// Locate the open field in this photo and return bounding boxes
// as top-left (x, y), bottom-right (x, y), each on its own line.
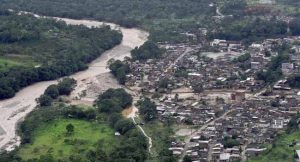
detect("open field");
top-left (18, 119), bottom-right (118, 160)
top-left (0, 55), bottom-right (36, 70)
top-left (248, 130), bottom-right (300, 162)
top-left (0, 59), bottom-right (21, 70)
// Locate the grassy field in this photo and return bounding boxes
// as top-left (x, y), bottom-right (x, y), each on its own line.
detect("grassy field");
top-left (0, 55), bottom-right (37, 71)
top-left (18, 119), bottom-right (119, 160)
top-left (0, 58), bottom-right (22, 70)
top-left (248, 130), bottom-right (300, 162)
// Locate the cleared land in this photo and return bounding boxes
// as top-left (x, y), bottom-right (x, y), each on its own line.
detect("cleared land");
top-left (18, 119), bottom-right (119, 160)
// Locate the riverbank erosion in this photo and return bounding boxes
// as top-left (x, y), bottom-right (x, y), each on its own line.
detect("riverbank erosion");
top-left (0, 15), bottom-right (149, 151)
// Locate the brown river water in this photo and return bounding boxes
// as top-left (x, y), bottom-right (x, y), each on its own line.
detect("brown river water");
top-left (0, 14), bottom-right (148, 151)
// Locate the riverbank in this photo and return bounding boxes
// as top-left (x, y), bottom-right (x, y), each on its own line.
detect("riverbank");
top-left (0, 14), bottom-right (148, 151)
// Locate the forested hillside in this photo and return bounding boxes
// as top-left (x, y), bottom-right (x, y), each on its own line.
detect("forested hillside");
top-left (0, 10), bottom-right (122, 99)
top-left (0, 0), bottom-right (216, 42)
top-left (208, 17), bottom-right (289, 44)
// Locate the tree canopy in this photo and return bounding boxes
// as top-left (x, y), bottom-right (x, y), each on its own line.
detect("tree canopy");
top-left (96, 88), bottom-right (133, 113)
top-left (131, 41), bottom-right (163, 61)
top-left (138, 98), bottom-right (158, 122)
top-left (0, 11), bottom-right (122, 99)
top-left (108, 59), bottom-right (130, 85)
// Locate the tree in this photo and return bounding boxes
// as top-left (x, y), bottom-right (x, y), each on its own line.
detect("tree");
top-left (290, 18), bottom-right (300, 35)
top-left (97, 88), bottom-right (133, 109)
top-left (138, 98), bottom-right (158, 122)
top-left (222, 136), bottom-right (240, 148)
top-left (0, 12), bottom-right (122, 100)
top-left (183, 155), bottom-right (192, 162)
top-left (109, 60), bottom-right (130, 84)
top-left (37, 94), bottom-right (53, 107)
top-left (39, 154), bottom-right (54, 162)
top-left (233, 53), bottom-right (251, 63)
top-left (66, 123), bottom-right (74, 134)
top-left (131, 41), bottom-right (163, 61)
top-left (159, 78), bottom-right (170, 89)
top-left (98, 99), bottom-right (122, 113)
top-left (286, 113), bottom-right (300, 133)
top-left (287, 74), bottom-right (300, 88)
top-left (44, 84), bottom-right (59, 99)
top-left (57, 78), bottom-right (77, 95)
top-left (114, 119), bottom-right (135, 135)
top-left (108, 113), bottom-right (123, 127)
top-left (86, 149), bottom-right (107, 162)
top-left (192, 83), bottom-right (204, 93)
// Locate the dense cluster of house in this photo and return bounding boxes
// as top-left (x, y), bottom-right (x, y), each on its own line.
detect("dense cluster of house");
top-left (180, 98), bottom-right (292, 161)
top-left (123, 35), bottom-right (300, 161)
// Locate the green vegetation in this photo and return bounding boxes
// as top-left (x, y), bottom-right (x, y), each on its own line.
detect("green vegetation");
top-left (19, 106), bottom-right (96, 145)
top-left (0, 0), bottom-right (216, 43)
top-left (18, 119), bottom-right (117, 161)
top-left (233, 53), bottom-right (251, 63)
top-left (0, 11), bottom-right (122, 99)
top-left (219, 0), bottom-right (247, 15)
top-left (256, 44), bottom-right (290, 83)
top-left (144, 121), bottom-right (175, 162)
top-left (57, 78), bottom-right (77, 96)
top-left (38, 78), bottom-right (77, 106)
top-left (0, 88), bottom-right (149, 162)
top-left (44, 85), bottom-right (59, 99)
top-left (209, 17), bottom-right (288, 45)
top-left (131, 41), bottom-right (163, 61)
top-left (247, 114), bottom-right (300, 162)
top-left (174, 67), bottom-right (188, 78)
top-left (137, 98), bottom-right (158, 122)
top-left (0, 57), bottom-right (28, 70)
top-left (287, 74), bottom-right (300, 88)
top-left (96, 88), bottom-right (133, 113)
top-left (233, 53), bottom-right (251, 70)
top-left (183, 155), bottom-right (193, 162)
top-left (276, 0), bottom-right (300, 16)
top-left (108, 59), bottom-right (130, 85)
top-left (95, 88), bottom-right (148, 161)
top-left (2, 0), bottom-right (295, 46)
top-left (37, 94), bottom-right (53, 107)
top-left (222, 136), bottom-right (240, 148)
top-left (247, 130), bottom-right (300, 162)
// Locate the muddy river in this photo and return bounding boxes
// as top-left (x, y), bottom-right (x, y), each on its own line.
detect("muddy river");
top-left (0, 14), bottom-right (148, 151)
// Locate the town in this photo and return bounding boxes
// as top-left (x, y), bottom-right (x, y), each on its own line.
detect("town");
top-left (122, 34), bottom-right (300, 162)
top-left (2, 1), bottom-right (300, 162)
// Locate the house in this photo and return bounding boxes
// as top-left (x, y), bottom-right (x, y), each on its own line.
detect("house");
top-left (246, 148), bottom-right (266, 157)
top-left (220, 153), bottom-right (230, 162)
top-left (272, 119), bottom-right (284, 129)
top-left (251, 43), bottom-right (262, 49)
top-left (282, 63), bottom-right (294, 76)
top-left (251, 62), bottom-right (261, 70)
top-left (210, 39), bottom-right (227, 47)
